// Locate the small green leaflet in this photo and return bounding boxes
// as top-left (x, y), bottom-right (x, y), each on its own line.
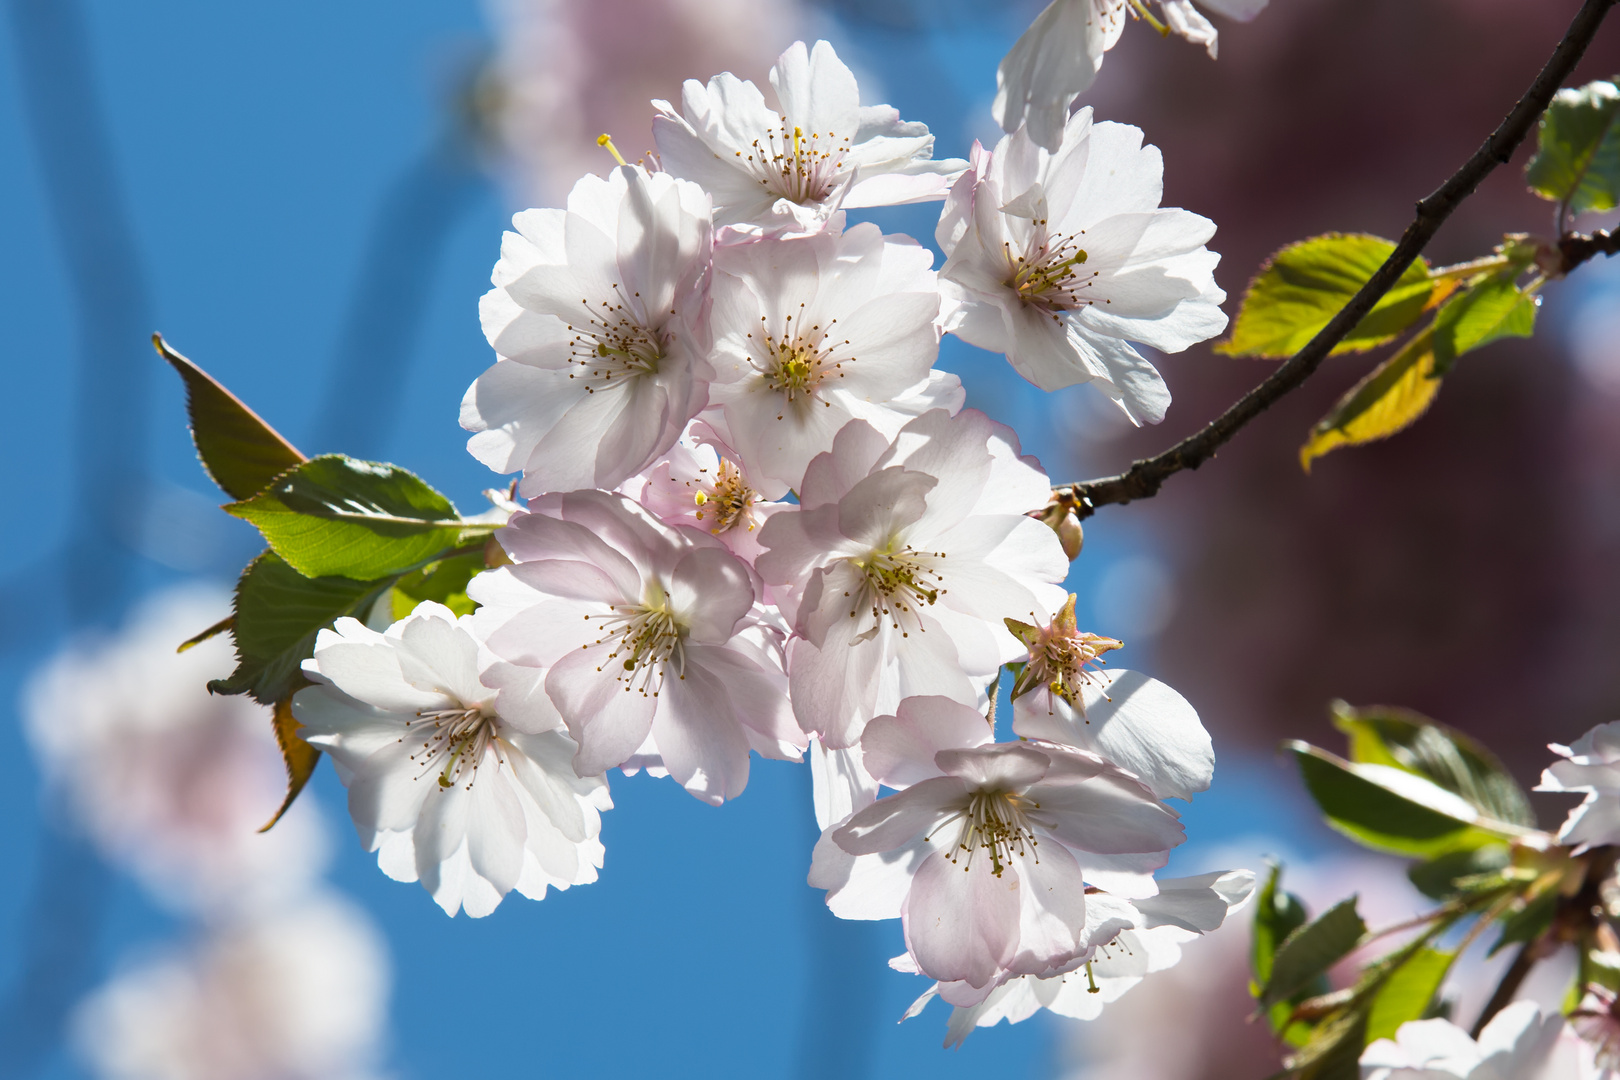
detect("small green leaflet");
top-left (227, 455), bottom-right (496, 581)
top-left (390, 550), bottom-right (485, 620)
top-left (1365, 948), bottom-right (1454, 1043)
top-left (1217, 234), bottom-right (1435, 359)
top-left (1526, 78), bottom-right (1620, 215)
top-left (1299, 328), bottom-right (1442, 472)
top-left (153, 334), bottom-right (305, 500)
top-left (1431, 273), bottom-right (1538, 374)
top-left (1261, 897), bottom-right (1366, 1008)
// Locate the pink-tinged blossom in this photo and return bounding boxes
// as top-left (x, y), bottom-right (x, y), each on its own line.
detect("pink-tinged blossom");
top-left (461, 165), bottom-right (714, 496)
top-left (902, 869), bottom-right (1255, 1046)
top-left (1360, 1003), bottom-right (1578, 1080)
top-left (72, 893), bottom-right (389, 1080)
top-left (485, 0), bottom-right (803, 206)
top-left (756, 410), bottom-right (1068, 748)
top-left (1536, 721), bottom-right (1620, 849)
top-left (652, 39), bottom-right (967, 238)
top-left (814, 695), bottom-right (1186, 1006)
top-left (702, 222), bottom-right (962, 497)
top-left (937, 111), bottom-right (1227, 425)
top-left (294, 602), bottom-right (610, 918)
top-left (1008, 595), bottom-right (1213, 801)
top-left (995, 0), bottom-right (1268, 152)
top-left (628, 421), bottom-right (789, 566)
top-left (22, 586), bottom-right (329, 916)
top-left (469, 489), bottom-right (803, 804)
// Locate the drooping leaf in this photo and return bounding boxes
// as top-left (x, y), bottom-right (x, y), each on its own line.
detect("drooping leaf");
top-left (1332, 702), bottom-right (1537, 828)
top-left (1217, 234), bottom-right (1435, 359)
top-left (153, 334), bottom-right (305, 500)
top-left (1262, 897), bottom-right (1367, 1008)
top-left (1284, 741), bottom-right (1510, 857)
top-left (1431, 274), bottom-right (1539, 374)
top-left (210, 551), bottom-right (392, 705)
top-left (1408, 845), bottom-right (1512, 900)
top-left (1299, 328), bottom-right (1441, 473)
top-left (227, 455), bottom-right (493, 581)
top-left (261, 696), bottom-right (320, 832)
top-left (1287, 1003), bottom-right (1369, 1080)
top-left (390, 549), bottom-right (486, 620)
top-left (1526, 79), bottom-right (1620, 215)
top-left (1365, 948), bottom-right (1455, 1043)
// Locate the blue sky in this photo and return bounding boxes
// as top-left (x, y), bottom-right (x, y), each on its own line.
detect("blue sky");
top-left (0, 3), bottom-right (1340, 1077)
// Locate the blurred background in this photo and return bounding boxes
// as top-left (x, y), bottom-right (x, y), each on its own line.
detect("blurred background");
top-left (2, 0), bottom-right (1619, 1076)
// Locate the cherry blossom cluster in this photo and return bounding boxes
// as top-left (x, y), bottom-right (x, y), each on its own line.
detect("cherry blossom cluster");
top-left (294, 38), bottom-right (1243, 1037)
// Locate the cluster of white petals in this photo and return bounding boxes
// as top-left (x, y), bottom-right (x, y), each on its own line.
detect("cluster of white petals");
top-left (995, 0), bottom-right (1270, 153)
top-left (1360, 1003), bottom-right (1584, 1080)
top-left (938, 109), bottom-right (1228, 424)
top-left (298, 32), bottom-right (1248, 1039)
top-left (296, 602), bottom-right (610, 917)
top-left (1537, 720), bottom-right (1620, 849)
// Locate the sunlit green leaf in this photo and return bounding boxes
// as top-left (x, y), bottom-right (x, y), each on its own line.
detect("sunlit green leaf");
top-left (227, 455), bottom-right (493, 581)
top-left (1217, 234), bottom-right (1434, 359)
top-left (1333, 702), bottom-right (1537, 828)
top-left (1285, 741), bottom-right (1512, 857)
top-left (1366, 948), bottom-right (1455, 1043)
top-left (1526, 78), bottom-right (1620, 215)
top-left (1299, 329), bottom-right (1441, 472)
top-left (154, 334), bottom-right (305, 500)
top-left (1431, 274), bottom-right (1539, 374)
top-left (390, 549), bottom-right (485, 620)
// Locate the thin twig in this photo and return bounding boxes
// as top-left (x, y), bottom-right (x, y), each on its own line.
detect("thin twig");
top-left (1557, 226), bottom-right (1620, 275)
top-left (1064, 0), bottom-right (1618, 521)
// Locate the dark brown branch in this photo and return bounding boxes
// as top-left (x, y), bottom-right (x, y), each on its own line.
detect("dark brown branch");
top-left (1556, 226), bottom-right (1620, 275)
top-left (1470, 940), bottom-right (1539, 1038)
top-left (1064, 0), bottom-right (1618, 521)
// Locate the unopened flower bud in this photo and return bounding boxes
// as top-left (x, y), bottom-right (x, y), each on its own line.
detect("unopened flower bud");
top-left (1036, 496), bottom-right (1084, 560)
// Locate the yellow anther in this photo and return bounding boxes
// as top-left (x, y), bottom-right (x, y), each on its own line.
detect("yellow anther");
top-left (597, 133), bottom-right (628, 167)
top-left (694, 491), bottom-right (709, 507)
top-left (793, 126), bottom-right (803, 159)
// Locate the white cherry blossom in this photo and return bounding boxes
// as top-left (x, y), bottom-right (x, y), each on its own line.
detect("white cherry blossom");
top-left (756, 410), bottom-right (1069, 748)
top-left (937, 109), bottom-right (1228, 425)
top-left (814, 695), bottom-right (1186, 1006)
top-left (628, 421), bottom-right (788, 566)
top-left (469, 489), bottom-right (804, 804)
top-left (72, 892), bottom-right (389, 1080)
top-left (22, 586), bottom-right (329, 916)
top-left (1360, 1003), bottom-right (1576, 1080)
top-left (1535, 721), bottom-right (1620, 849)
top-left (294, 602), bottom-right (610, 918)
top-left (701, 222), bottom-right (962, 497)
top-left (652, 39), bottom-right (966, 237)
top-left (903, 869), bottom-right (1256, 1046)
top-left (1008, 595), bottom-right (1213, 801)
top-left (995, 0), bottom-right (1270, 152)
top-left (462, 164), bottom-right (713, 496)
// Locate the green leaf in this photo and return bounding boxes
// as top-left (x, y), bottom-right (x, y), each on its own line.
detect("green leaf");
top-left (1366, 948), bottom-right (1455, 1043)
top-left (1526, 78), bottom-right (1620, 215)
top-left (1332, 702), bottom-right (1537, 828)
top-left (210, 551), bottom-right (392, 704)
top-left (1253, 863), bottom-right (1310, 990)
top-left (1217, 234), bottom-right (1435, 359)
top-left (227, 455), bottom-right (492, 581)
top-left (1408, 845), bottom-right (1512, 900)
top-left (1431, 274), bottom-right (1539, 374)
top-left (390, 549), bottom-right (485, 620)
top-left (1263, 898), bottom-right (1367, 1008)
top-left (1288, 1005), bottom-right (1369, 1080)
top-left (1299, 328), bottom-right (1441, 473)
top-left (1284, 741), bottom-right (1511, 857)
top-left (153, 334), bottom-right (305, 500)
